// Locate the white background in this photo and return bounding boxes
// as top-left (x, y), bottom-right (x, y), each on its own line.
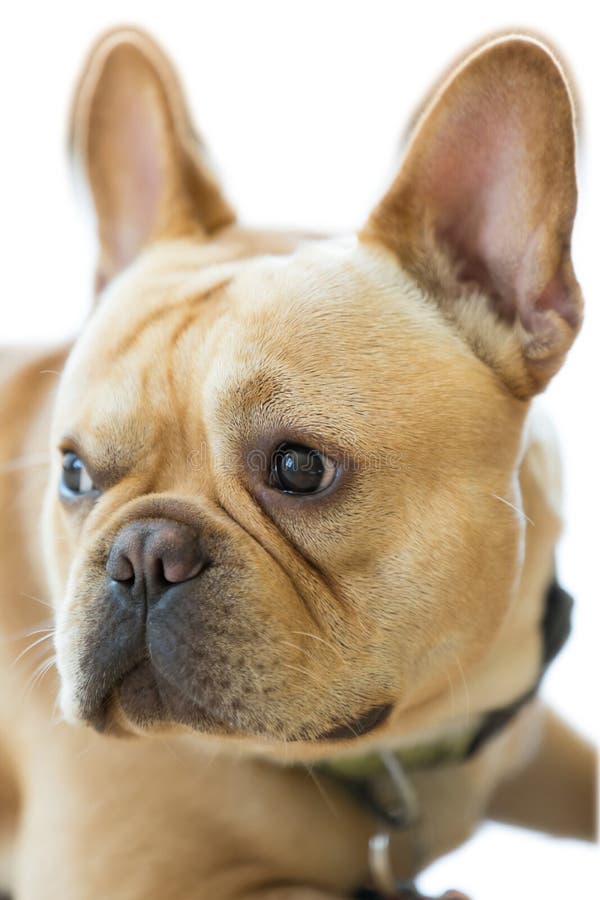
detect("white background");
top-left (1, 1), bottom-right (598, 896)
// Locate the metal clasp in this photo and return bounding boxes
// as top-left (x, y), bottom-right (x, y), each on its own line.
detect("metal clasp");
top-left (367, 752), bottom-right (420, 897)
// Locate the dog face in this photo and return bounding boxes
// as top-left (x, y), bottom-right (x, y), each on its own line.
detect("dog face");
top-left (45, 30), bottom-right (581, 756)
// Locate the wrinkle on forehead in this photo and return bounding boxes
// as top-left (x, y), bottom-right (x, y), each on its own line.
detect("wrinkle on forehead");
top-left (55, 279), bottom-right (235, 483)
top-left (103, 279), bottom-right (229, 362)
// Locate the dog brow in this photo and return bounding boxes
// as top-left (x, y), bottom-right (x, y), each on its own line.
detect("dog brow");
top-left (109, 279), bottom-right (232, 361)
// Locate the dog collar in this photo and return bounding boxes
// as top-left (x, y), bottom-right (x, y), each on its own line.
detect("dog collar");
top-left (317, 724), bottom-right (478, 783)
top-left (311, 577), bottom-right (572, 899)
top-left (313, 577), bottom-right (573, 829)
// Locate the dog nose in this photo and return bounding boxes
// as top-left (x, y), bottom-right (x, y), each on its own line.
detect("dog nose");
top-left (106, 520), bottom-right (206, 605)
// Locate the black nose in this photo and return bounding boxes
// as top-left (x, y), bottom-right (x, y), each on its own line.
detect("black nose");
top-left (106, 519), bottom-right (206, 606)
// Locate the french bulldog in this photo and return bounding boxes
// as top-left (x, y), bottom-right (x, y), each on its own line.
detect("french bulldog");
top-left (0, 27), bottom-right (595, 900)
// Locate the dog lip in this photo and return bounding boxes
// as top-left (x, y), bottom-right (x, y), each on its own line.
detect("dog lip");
top-left (84, 657), bottom-right (231, 737)
top-left (314, 702), bottom-right (393, 742)
top-left (80, 656), bottom-right (152, 735)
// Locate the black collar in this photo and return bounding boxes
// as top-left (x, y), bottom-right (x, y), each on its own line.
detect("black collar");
top-left (466, 578), bottom-right (572, 756)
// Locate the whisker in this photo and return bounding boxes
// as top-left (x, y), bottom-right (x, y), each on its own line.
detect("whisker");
top-left (23, 654), bottom-right (57, 699)
top-left (156, 736), bottom-right (186, 767)
top-left (350, 608), bottom-right (373, 640)
top-left (443, 665), bottom-right (457, 717)
top-left (491, 493), bottom-right (535, 527)
top-left (11, 631), bottom-right (55, 667)
top-left (304, 766), bottom-right (342, 819)
top-left (21, 591), bottom-right (54, 610)
top-left (49, 690), bottom-right (63, 726)
top-left (281, 662), bottom-right (324, 686)
top-left (451, 652), bottom-right (471, 725)
top-left (0, 619), bottom-right (54, 643)
top-left (289, 630), bottom-right (346, 665)
top-left (338, 717), bottom-right (360, 740)
top-left (280, 640), bottom-right (309, 657)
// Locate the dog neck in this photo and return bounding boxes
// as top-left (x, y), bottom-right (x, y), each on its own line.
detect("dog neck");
top-left (315, 575), bottom-right (572, 829)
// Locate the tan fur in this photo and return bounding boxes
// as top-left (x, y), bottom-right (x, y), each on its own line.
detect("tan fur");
top-left (0, 28), bottom-right (595, 899)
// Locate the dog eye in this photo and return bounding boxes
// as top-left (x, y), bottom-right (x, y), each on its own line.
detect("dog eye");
top-left (270, 443), bottom-right (337, 494)
top-left (60, 451), bottom-right (97, 498)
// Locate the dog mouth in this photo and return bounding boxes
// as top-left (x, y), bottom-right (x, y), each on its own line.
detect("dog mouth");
top-left (71, 569), bottom-right (394, 744)
top-left (83, 658), bottom-right (224, 736)
top-left (313, 703), bottom-right (393, 741)
top-left (82, 658), bottom-right (392, 745)
top-left (82, 660), bottom-right (162, 735)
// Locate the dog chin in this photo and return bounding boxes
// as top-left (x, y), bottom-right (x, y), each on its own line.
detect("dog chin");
top-left (68, 659), bottom-right (393, 748)
top-left (74, 659), bottom-right (220, 738)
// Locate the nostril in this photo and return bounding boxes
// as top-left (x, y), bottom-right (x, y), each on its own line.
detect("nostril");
top-left (106, 551), bottom-right (136, 584)
top-left (161, 557), bottom-right (204, 584)
top-left (106, 546), bottom-right (135, 584)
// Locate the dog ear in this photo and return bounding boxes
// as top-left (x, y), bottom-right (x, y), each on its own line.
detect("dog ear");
top-left (70, 28), bottom-right (235, 291)
top-left (361, 36), bottom-right (582, 398)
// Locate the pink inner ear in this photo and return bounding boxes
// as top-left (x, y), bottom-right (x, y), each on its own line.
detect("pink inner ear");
top-left (422, 100), bottom-right (529, 321)
top-left (110, 86), bottom-right (165, 272)
top-left (522, 265), bottom-right (580, 331)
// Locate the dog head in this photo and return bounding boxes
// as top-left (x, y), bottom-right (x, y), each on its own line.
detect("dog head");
top-left (45, 29), bottom-right (581, 756)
